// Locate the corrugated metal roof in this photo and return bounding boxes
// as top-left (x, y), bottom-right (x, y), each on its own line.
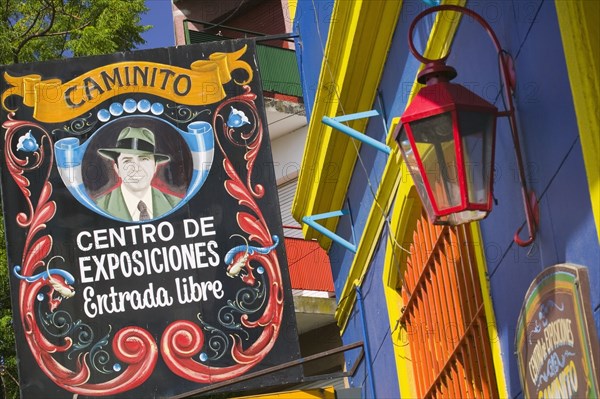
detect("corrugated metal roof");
top-left (188, 30), bottom-right (223, 43)
top-left (285, 238), bottom-right (334, 292)
top-left (255, 44), bottom-right (303, 97)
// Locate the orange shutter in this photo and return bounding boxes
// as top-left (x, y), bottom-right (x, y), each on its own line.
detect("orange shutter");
top-left (400, 210), bottom-right (499, 398)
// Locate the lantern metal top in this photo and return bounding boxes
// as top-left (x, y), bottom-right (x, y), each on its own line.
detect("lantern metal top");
top-left (417, 62), bottom-right (457, 85)
top-left (400, 79), bottom-right (499, 124)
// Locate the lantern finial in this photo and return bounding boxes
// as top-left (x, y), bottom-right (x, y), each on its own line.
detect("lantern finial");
top-left (417, 62), bottom-right (457, 85)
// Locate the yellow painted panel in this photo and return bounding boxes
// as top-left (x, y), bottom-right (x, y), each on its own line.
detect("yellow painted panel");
top-left (287, 0), bottom-right (298, 21)
top-left (292, 0), bottom-right (403, 247)
top-left (468, 223), bottom-right (509, 398)
top-left (555, 0), bottom-right (600, 243)
top-left (381, 169), bottom-right (421, 399)
top-left (232, 387), bottom-right (335, 399)
top-left (293, 0), bottom-right (358, 243)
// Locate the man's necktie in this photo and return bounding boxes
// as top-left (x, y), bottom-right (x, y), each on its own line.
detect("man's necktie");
top-left (137, 200), bottom-right (150, 221)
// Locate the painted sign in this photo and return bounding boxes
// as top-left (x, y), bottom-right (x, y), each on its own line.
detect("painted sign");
top-left (0, 40), bottom-right (301, 398)
top-left (516, 263), bottom-right (600, 399)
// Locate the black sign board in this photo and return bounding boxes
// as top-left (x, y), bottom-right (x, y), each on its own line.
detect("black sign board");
top-left (516, 263), bottom-right (600, 398)
top-left (0, 40), bottom-right (301, 398)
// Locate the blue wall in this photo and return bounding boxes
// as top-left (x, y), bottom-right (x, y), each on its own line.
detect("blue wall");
top-left (328, 1), bottom-right (440, 397)
top-left (295, 0), bottom-right (599, 397)
top-left (341, 232), bottom-right (400, 399)
top-left (399, 1), bottom-right (600, 397)
top-left (449, 1), bottom-right (600, 396)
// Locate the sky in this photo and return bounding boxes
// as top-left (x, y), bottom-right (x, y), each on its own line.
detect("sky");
top-left (138, 0), bottom-right (176, 50)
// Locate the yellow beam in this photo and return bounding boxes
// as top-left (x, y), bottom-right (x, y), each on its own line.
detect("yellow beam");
top-left (468, 223), bottom-right (509, 398)
top-left (381, 158), bottom-right (419, 399)
top-left (555, 0), bottom-right (600, 243)
top-left (334, 0), bottom-right (467, 332)
top-left (287, 0), bottom-right (297, 21)
top-left (292, 0), bottom-right (403, 248)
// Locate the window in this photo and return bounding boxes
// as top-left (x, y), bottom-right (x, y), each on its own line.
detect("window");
top-left (399, 210), bottom-right (499, 398)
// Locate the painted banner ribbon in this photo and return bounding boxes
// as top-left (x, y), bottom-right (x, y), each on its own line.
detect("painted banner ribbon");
top-left (1, 46), bottom-right (252, 123)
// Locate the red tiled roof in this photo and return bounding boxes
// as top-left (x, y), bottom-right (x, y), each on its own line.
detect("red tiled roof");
top-left (284, 237), bottom-right (334, 292)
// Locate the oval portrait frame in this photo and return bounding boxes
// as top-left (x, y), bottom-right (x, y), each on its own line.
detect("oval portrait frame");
top-left (55, 115), bottom-right (214, 222)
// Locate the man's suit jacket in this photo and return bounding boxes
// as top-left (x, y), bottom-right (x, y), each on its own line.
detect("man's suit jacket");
top-left (95, 186), bottom-right (182, 221)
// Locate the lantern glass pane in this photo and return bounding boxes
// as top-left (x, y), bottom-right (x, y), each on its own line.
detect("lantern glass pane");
top-left (458, 111), bottom-right (495, 206)
top-left (398, 126), bottom-right (436, 220)
top-left (408, 112), bottom-right (461, 212)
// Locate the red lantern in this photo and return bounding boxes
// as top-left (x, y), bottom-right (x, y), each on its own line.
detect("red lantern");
top-left (394, 63), bottom-right (498, 225)
top-left (391, 4), bottom-right (538, 244)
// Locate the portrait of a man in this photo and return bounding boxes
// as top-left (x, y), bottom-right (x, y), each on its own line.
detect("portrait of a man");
top-left (95, 126), bottom-right (182, 221)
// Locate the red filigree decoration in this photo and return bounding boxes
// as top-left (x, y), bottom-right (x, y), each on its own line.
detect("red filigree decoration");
top-left (160, 86), bottom-right (284, 382)
top-left (3, 114), bottom-right (158, 396)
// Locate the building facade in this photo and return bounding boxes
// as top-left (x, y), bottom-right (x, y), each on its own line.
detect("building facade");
top-left (292, 0), bottom-right (599, 397)
top-left (170, 1), bottom-right (350, 393)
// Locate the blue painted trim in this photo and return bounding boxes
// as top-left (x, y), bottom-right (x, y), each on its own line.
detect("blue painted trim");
top-left (322, 112), bottom-right (391, 155)
top-left (356, 285), bottom-right (377, 399)
top-left (307, 209), bottom-right (348, 221)
top-left (302, 210), bottom-right (357, 253)
top-left (332, 110), bottom-right (380, 123)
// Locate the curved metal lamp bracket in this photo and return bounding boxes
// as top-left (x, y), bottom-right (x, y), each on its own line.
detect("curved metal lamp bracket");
top-left (408, 5), bottom-right (538, 247)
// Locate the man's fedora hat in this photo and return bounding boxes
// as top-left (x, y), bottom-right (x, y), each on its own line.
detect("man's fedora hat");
top-left (98, 127), bottom-right (170, 163)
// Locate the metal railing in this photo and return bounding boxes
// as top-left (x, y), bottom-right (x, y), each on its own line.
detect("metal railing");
top-left (182, 19), bottom-right (302, 97)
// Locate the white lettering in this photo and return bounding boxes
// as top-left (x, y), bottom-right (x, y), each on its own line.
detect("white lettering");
top-left (538, 360), bottom-right (578, 399)
top-left (199, 216), bottom-right (216, 236)
top-left (77, 231), bottom-right (93, 251)
top-left (175, 276), bottom-right (224, 304)
top-left (184, 218), bottom-right (200, 238)
top-left (78, 256), bottom-right (93, 283)
top-left (157, 221), bottom-right (174, 241)
top-left (141, 224), bottom-right (157, 243)
top-left (83, 282), bottom-right (174, 318)
top-left (76, 222), bottom-right (178, 252)
top-left (93, 229), bottom-right (109, 250)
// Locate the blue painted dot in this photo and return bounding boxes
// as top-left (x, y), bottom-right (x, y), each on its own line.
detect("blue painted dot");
top-left (150, 102), bottom-right (164, 115)
top-left (113, 363), bottom-right (121, 372)
top-left (257, 267), bottom-right (264, 275)
top-left (123, 98), bottom-right (137, 113)
top-left (137, 99), bottom-right (151, 113)
top-left (109, 103), bottom-right (123, 116)
top-left (199, 353), bottom-right (208, 362)
top-left (37, 293), bottom-right (45, 301)
top-left (97, 109), bottom-right (110, 122)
